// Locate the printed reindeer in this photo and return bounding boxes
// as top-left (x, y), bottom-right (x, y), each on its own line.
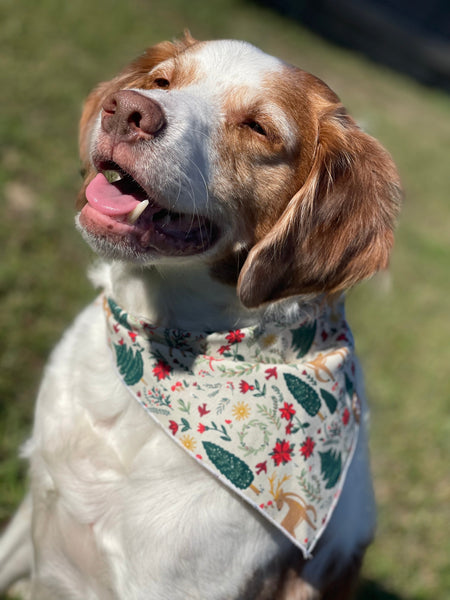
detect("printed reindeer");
top-left (268, 473), bottom-right (317, 538)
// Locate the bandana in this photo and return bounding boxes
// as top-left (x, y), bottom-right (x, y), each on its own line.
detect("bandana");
top-left (103, 295), bottom-right (360, 558)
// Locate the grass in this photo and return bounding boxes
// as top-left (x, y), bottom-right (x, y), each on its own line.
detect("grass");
top-left (1, 0), bottom-right (449, 598)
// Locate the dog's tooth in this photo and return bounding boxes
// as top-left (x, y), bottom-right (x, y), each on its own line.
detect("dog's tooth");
top-left (127, 200), bottom-right (149, 224)
top-left (104, 170), bottom-right (122, 183)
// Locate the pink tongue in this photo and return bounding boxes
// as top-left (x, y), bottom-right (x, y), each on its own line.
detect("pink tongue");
top-left (85, 173), bottom-right (141, 216)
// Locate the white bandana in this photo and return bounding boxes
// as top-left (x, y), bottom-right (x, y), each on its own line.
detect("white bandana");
top-left (103, 295), bottom-right (360, 558)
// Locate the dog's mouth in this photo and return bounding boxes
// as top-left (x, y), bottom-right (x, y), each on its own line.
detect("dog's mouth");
top-left (78, 161), bottom-right (219, 257)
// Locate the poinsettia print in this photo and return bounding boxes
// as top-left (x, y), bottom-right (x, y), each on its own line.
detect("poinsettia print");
top-left (270, 439), bottom-right (295, 466)
top-left (105, 293), bottom-right (359, 559)
top-left (300, 437), bottom-right (315, 459)
top-left (152, 360), bottom-right (171, 380)
top-left (279, 402), bottom-right (296, 420)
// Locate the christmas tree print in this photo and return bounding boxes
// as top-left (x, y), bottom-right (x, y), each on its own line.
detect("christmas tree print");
top-left (291, 321), bottom-right (316, 357)
top-left (319, 449), bottom-right (342, 489)
top-left (114, 343), bottom-right (144, 385)
top-left (320, 389), bottom-right (337, 414)
top-left (202, 442), bottom-right (254, 490)
top-left (283, 373), bottom-right (324, 420)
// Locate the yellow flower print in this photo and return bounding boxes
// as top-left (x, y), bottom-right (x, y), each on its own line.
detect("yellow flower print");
top-left (180, 434), bottom-right (197, 452)
top-left (261, 333), bottom-right (277, 348)
top-left (232, 400), bottom-right (251, 421)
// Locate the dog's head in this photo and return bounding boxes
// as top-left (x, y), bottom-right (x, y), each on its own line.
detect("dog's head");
top-left (77, 34), bottom-right (401, 308)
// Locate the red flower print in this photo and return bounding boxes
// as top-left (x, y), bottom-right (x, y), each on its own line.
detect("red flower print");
top-left (128, 331), bottom-right (137, 342)
top-left (197, 423), bottom-right (206, 434)
top-left (225, 419), bottom-right (232, 424)
top-left (152, 360), bottom-right (171, 380)
top-left (171, 381), bottom-right (183, 392)
top-left (270, 439), bottom-right (294, 466)
top-left (226, 329), bottom-right (245, 344)
top-left (256, 461), bottom-right (267, 475)
top-left (285, 421), bottom-right (293, 435)
top-left (239, 380), bottom-right (254, 394)
top-left (169, 420), bottom-right (178, 435)
top-left (198, 403), bottom-right (210, 416)
top-left (300, 437), bottom-right (315, 459)
top-left (265, 367), bottom-right (278, 380)
top-left (279, 402), bottom-right (296, 421)
top-left (342, 408), bottom-right (350, 425)
top-left (218, 344), bottom-right (231, 355)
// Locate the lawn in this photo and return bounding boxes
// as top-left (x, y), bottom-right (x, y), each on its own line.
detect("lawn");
top-left (1, 1), bottom-right (449, 598)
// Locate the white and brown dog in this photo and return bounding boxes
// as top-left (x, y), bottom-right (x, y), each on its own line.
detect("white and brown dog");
top-left (0, 35), bottom-right (401, 599)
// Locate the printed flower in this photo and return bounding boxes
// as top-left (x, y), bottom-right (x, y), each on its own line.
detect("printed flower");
top-left (270, 439), bottom-right (295, 466)
top-left (232, 400), bottom-right (251, 421)
top-left (239, 380), bottom-right (254, 394)
top-left (279, 402), bottom-right (296, 421)
top-left (169, 420), bottom-right (178, 435)
top-left (171, 381), bottom-right (183, 392)
top-left (197, 423), bottom-right (206, 434)
top-left (265, 367), bottom-right (278, 380)
top-left (128, 331), bottom-right (138, 342)
top-left (180, 434), bottom-right (197, 452)
top-left (225, 329), bottom-right (245, 344)
top-left (198, 403), bottom-right (210, 416)
top-left (261, 333), bottom-right (277, 348)
top-left (152, 360), bottom-right (171, 380)
top-left (218, 344), bottom-right (231, 355)
top-left (342, 408), bottom-right (350, 425)
top-left (285, 421), bottom-right (293, 435)
top-left (300, 437), bottom-right (315, 459)
top-left (256, 461), bottom-right (267, 475)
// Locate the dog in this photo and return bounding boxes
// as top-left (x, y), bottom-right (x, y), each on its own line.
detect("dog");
top-left (0, 34), bottom-right (401, 599)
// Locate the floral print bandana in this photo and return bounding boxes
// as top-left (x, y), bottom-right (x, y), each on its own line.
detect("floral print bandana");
top-left (103, 295), bottom-right (361, 558)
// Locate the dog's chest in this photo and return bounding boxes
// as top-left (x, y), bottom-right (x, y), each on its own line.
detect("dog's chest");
top-left (28, 303), bottom-right (290, 598)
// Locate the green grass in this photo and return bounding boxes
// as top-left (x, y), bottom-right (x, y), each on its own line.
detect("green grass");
top-left (1, 1), bottom-right (449, 598)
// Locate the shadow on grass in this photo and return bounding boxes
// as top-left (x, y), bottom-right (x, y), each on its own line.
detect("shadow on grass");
top-left (356, 579), bottom-right (410, 600)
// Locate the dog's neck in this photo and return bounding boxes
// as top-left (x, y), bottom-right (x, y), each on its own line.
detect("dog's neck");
top-left (96, 260), bottom-right (261, 331)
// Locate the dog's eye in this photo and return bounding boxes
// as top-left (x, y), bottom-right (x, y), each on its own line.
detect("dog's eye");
top-left (243, 120), bottom-right (267, 137)
top-left (153, 77), bottom-right (170, 89)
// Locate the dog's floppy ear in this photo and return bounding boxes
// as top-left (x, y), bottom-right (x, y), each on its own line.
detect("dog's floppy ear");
top-left (237, 106), bottom-right (402, 308)
top-left (78, 32), bottom-right (197, 207)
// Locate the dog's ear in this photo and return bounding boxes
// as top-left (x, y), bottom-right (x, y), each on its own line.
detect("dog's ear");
top-left (78, 32), bottom-right (197, 207)
top-left (237, 106), bottom-right (402, 308)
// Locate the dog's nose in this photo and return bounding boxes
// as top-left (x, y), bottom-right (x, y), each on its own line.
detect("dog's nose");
top-left (101, 90), bottom-right (166, 140)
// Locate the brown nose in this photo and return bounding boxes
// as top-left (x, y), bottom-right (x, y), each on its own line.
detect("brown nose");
top-left (101, 90), bottom-right (166, 141)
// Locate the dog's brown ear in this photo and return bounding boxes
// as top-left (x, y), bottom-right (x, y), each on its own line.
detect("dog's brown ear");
top-left (78, 32), bottom-right (198, 203)
top-left (237, 106), bottom-right (402, 308)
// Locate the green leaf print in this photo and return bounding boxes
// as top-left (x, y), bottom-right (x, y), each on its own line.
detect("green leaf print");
top-left (114, 343), bottom-right (144, 385)
top-left (319, 449), bottom-right (342, 489)
top-left (320, 389), bottom-right (337, 414)
top-left (108, 297), bottom-right (132, 331)
top-left (291, 321), bottom-right (316, 357)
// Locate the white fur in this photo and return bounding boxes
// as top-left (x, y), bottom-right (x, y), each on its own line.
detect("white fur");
top-left (0, 39), bottom-right (377, 599)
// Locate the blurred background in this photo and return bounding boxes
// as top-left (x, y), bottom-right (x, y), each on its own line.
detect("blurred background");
top-left (0, 0), bottom-right (449, 598)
